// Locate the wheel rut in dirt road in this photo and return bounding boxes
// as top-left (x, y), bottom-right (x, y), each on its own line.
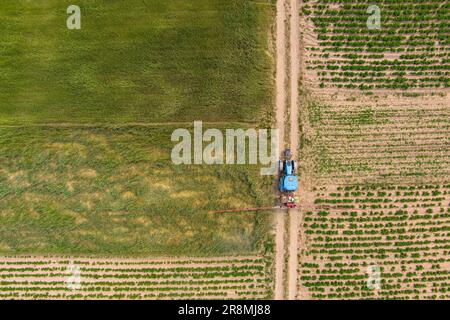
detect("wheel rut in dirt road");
top-left (274, 0), bottom-right (287, 301)
top-left (287, 0), bottom-right (300, 301)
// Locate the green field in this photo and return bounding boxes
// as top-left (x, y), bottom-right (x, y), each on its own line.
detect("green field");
top-left (0, 0), bottom-right (276, 256)
top-left (0, 0), bottom-right (274, 124)
top-left (0, 125), bottom-right (273, 255)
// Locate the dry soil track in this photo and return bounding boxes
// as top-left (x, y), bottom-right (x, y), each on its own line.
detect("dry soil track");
top-left (274, 0), bottom-right (301, 300)
top-left (287, 0), bottom-right (300, 301)
top-left (274, 0), bottom-right (287, 301)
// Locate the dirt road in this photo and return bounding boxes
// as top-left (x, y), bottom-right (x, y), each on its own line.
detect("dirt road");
top-left (287, 0), bottom-right (300, 301)
top-left (274, 0), bottom-right (287, 301)
top-left (274, 0), bottom-right (301, 300)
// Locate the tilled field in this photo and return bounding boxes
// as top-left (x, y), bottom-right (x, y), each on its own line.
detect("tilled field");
top-left (302, 0), bottom-right (449, 93)
top-left (295, 0), bottom-right (450, 301)
top-left (298, 184), bottom-right (450, 299)
top-left (298, 0), bottom-right (450, 187)
top-left (303, 95), bottom-right (450, 185)
top-left (0, 256), bottom-right (271, 299)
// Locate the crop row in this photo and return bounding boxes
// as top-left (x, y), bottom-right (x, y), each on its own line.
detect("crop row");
top-left (298, 185), bottom-right (449, 299)
top-left (305, 95), bottom-right (449, 184)
top-left (303, 0), bottom-right (450, 90)
top-left (0, 256), bottom-right (271, 300)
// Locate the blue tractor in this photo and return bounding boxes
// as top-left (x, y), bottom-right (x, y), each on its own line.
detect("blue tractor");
top-left (278, 149), bottom-right (298, 208)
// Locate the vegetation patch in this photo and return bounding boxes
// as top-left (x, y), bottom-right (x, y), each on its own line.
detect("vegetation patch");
top-left (0, 126), bottom-right (273, 256)
top-left (0, 0), bottom-right (274, 124)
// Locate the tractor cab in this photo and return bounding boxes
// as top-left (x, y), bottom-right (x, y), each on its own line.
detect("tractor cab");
top-left (278, 162), bottom-right (298, 192)
top-left (278, 149), bottom-right (298, 192)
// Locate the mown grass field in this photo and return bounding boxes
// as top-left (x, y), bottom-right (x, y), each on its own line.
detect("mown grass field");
top-left (0, 0), bottom-right (276, 257)
top-left (0, 0), bottom-right (274, 124)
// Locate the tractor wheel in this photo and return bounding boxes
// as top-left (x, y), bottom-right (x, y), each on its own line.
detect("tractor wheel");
top-left (278, 160), bottom-right (284, 173)
top-left (292, 161), bottom-right (297, 173)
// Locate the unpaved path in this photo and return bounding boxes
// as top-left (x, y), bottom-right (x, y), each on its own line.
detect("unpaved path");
top-left (274, 0), bottom-right (287, 301)
top-left (287, 0), bottom-right (300, 300)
